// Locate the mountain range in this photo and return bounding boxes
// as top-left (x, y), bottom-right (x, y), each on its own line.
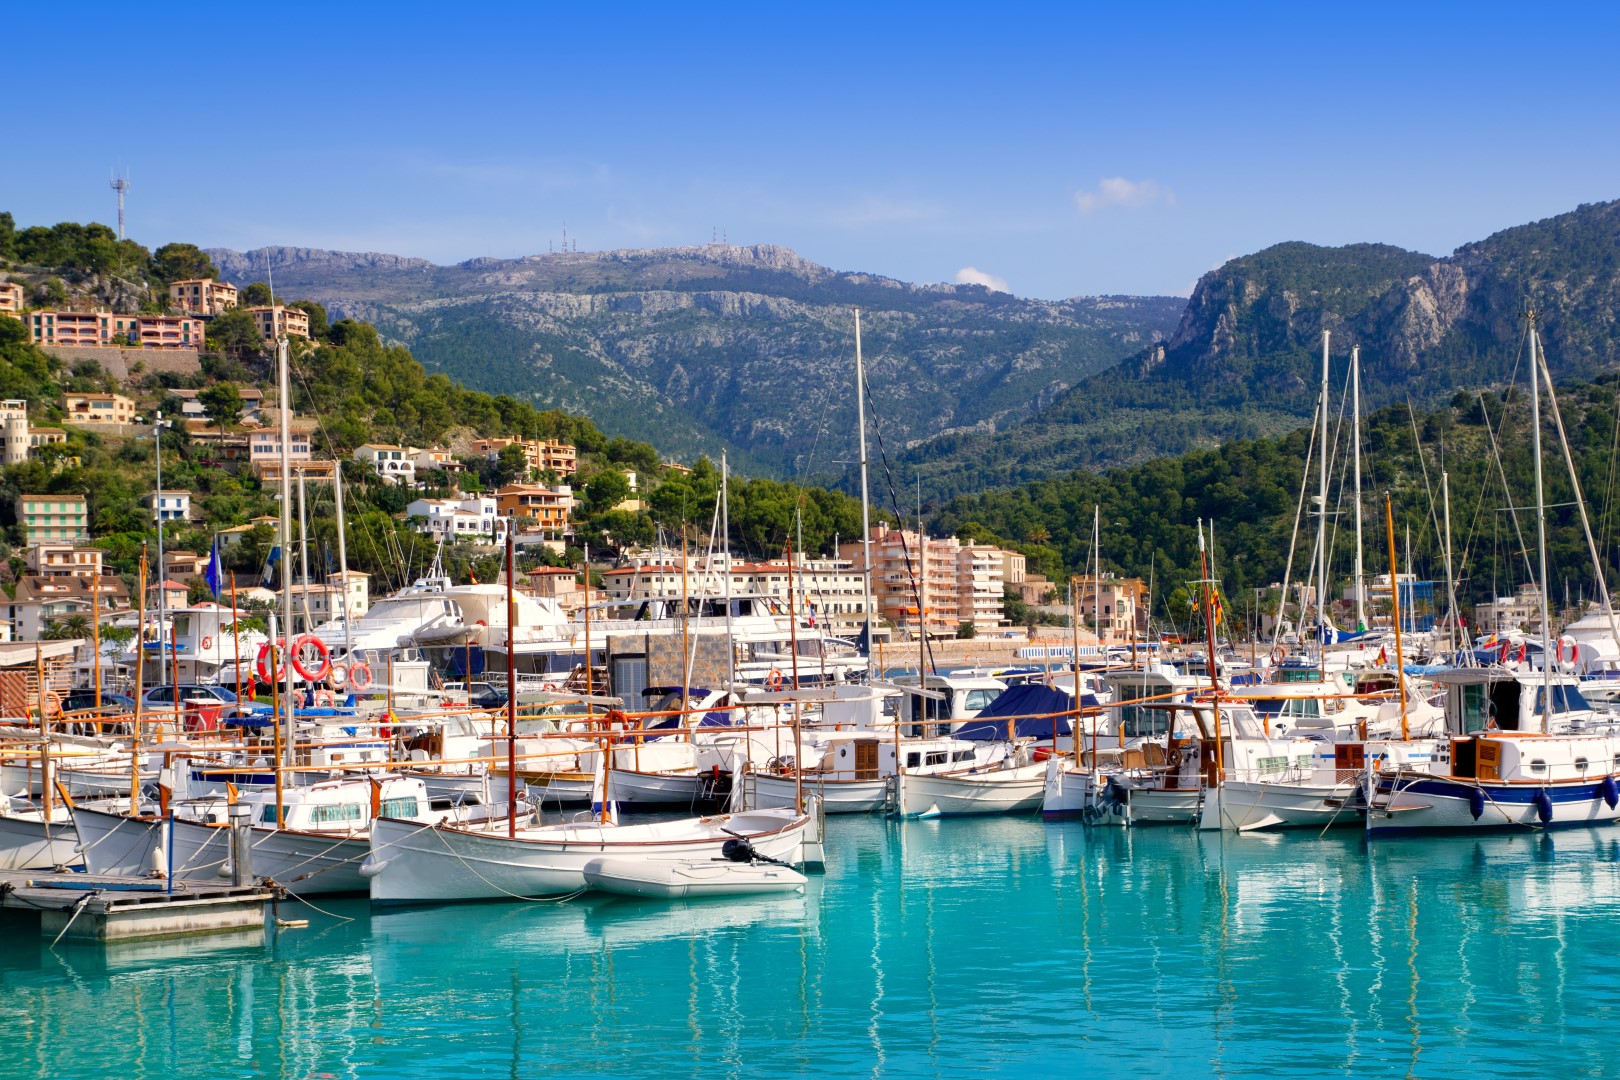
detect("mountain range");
top-left (207, 243), bottom-right (1183, 479)
top-left (211, 197), bottom-right (1620, 501)
top-left (900, 199), bottom-right (1620, 498)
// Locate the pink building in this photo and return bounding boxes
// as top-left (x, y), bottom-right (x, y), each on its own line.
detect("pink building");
top-left (168, 279), bottom-right (238, 317)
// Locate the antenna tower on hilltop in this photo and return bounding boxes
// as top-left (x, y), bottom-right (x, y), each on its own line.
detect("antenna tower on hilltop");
top-left (109, 171), bottom-right (131, 240)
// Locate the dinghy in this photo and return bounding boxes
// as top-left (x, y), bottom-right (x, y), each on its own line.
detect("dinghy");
top-left (582, 855), bottom-right (806, 898)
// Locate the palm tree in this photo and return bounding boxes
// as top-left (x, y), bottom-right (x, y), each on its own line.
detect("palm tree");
top-left (43, 614), bottom-right (91, 640)
top-left (1027, 524), bottom-right (1051, 545)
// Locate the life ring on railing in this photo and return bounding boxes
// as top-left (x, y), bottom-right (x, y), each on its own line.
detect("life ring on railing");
top-left (328, 663), bottom-right (348, 689)
top-left (1559, 637), bottom-right (1581, 666)
top-left (256, 640), bottom-right (287, 683)
top-left (349, 661), bottom-right (373, 691)
top-left (313, 689), bottom-right (336, 708)
top-left (541, 681), bottom-right (560, 692)
top-left (291, 635), bottom-right (332, 682)
top-left (605, 708), bottom-right (629, 731)
top-left (767, 669), bottom-right (784, 691)
top-left (1269, 646), bottom-right (1286, 666)
top-left (41, 690), bottom-right (61, 718)
top-left (201, 635), bottom-right (213, 651)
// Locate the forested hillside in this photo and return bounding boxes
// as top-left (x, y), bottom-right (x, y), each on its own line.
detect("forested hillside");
top-left (936, 377), bottom-right (1620, 629)
top-left (207, 242), bottom-right (1184, 475)
top-left (0, 216), bottom-right (877, 619)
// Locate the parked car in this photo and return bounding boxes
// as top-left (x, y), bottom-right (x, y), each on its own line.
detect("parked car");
top-left (61, 691), bottom-right (138, 714)
top-left (141, 684), bottom-right (271, 717)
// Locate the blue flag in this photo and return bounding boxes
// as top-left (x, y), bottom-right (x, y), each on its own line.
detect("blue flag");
top-left (205, 535), bottom-right (223, 598)
top-left (261, 544), bottom-right (281, 588)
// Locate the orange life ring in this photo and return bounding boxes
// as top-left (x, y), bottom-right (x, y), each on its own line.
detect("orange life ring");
top-left (1269, 646), bottom-right (1286, 666)
top-left (349, 661), bottom-right (373, 691)
top-left (201, 635), bottom-right (213, 650)
top-left (314, 689), bottom-right (336, 708)
top-left (767, 669), bottom-right (784, 691)
top-left (256, 640), bottom-right (287, 683)
top-left (291, 635), bottom-right (332, 682)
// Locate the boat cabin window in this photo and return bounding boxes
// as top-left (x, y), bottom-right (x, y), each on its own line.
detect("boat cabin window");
top-left (311, 803), bottom-right (365, 825)
top-left (906, 752), bottom-right (921, 768)
top-left (925, 751), bottom-right (948, 765)
top-left (962, 689), bottom-right (999, 712)
top-left (380, 796), bottom-right (419, 818)
top-left (953, 749), bottom-right (975, 762)
top-left (259, 805), bottom-right (280, 824)
top-left (1119, 704), bottom-right (1170, 738)
top-left (1528, 759), bottom-right (1547, 775)
top-left (1458, 684), bottom-right (1490, 733)
top-left (1278, 668), bottom-right (1323, 684)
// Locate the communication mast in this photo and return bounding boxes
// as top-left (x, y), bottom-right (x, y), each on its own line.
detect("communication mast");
top-left (109, 171), bottom-right (131, 240)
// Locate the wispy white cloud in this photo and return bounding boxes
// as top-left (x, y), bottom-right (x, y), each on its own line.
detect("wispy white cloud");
top-left (955, 266), bottom-right (1010, 293)
top-left (1074, 177), bottom-right (1176, 215)
top-left (824, 195), bottom-right (945, 228)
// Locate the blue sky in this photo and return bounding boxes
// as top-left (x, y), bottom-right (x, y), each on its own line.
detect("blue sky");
top-left (5, 2), bottom-right (1617, 299)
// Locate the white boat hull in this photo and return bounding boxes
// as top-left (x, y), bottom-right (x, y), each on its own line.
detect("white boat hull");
top-left (70, 804), bottom-right (162, 877)
top-left (748, 773), bottom-right (889, 814)
top-left (899, 763), bottom-right (1047, 817)
top-left (1203, 778), bottom-right (1363, 832)
top-left (607, 769), bottom-right (707, 806)
top-left (1367, 772), bottom-right (1620, 837)
top-left (165, 816), bottom-right (373, 895)
top-left (0, 811), bottom-right (78, 870)
top-left (366, 808), bottom-right (809, 904)
top-left (1041, 761), bottom-right (1202, 825)
top-left (581, 856), bottom-right (806, 898)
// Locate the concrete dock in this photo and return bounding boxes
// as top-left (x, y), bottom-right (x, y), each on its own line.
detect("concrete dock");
top-left (0, 869), bottom-right (275, 943)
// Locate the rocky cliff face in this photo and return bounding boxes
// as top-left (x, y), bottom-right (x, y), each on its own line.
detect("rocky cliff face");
top-left (898, 199), bottom-right (1620, 497)
top-left (206, 242), bottom-right (1184, 473)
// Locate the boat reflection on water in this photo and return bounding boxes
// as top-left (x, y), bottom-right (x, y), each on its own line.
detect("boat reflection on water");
top-left (7, 818), bottom-right (1620, 1077)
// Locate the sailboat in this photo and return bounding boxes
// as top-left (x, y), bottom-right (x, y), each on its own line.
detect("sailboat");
top-left (1365, 311), bottom-right (1620, 836)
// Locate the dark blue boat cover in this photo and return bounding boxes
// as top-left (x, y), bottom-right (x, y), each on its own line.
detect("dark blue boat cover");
top-left (955, 683), bottom-right (1076, 740)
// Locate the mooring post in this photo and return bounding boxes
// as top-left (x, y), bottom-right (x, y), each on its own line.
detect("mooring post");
top-left (229, 801), bottom-right (253, 887)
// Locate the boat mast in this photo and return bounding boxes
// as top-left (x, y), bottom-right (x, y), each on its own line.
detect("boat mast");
top-left (276, 335), bottom-right (296, 778)
top-left (722, 452), bottom-right (734, 687)
top-left (1442, 471), bottom-right (1460, 659)
top-left (1317, 330), bottom-right (1331, 658)
top-left (502, 524), bottom-right (515, 841)
top-left (854, 307), bottom-right (875, 658)
top-left (333, 456), bottom-right (353, 663)
top-left (1528, 310), bottom-right (1554, 733)
top-left (1384, 494), bottom-right (1410, 740)
top-left (1352, 344), bottom-right (1366, 631)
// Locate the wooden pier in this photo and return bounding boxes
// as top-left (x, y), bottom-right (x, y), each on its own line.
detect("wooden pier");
top-left (0, 869), bottom-right (276, 943)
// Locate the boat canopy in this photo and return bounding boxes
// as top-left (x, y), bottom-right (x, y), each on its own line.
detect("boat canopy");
top-left (955, 684), bottom-right (1074, 740)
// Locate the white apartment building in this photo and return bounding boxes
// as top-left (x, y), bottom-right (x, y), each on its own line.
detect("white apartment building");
top-left (355, 444), bottom-right (416, 485)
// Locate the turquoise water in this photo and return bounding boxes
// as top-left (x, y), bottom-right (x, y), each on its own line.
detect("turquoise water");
top-left (5, 818), bottom-right (1620, 1078)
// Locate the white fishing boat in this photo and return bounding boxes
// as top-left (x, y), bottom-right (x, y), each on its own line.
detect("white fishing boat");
top-left (364, 806), bottom-right (810, 904)
top-left (581, 855), bottom-right (806, 898)
top-left (895, 760), bottom-right (1047, 818)
top-left (746, 730), bottom-right (1005, 814)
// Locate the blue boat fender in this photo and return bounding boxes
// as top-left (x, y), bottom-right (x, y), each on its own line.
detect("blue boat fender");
top-left (1534, 790), bottom-right (1554, 824)
top-left (1468, 788), bottom-right (1485, 821)
top-left (1601, 775), bottom-right (1618, 810)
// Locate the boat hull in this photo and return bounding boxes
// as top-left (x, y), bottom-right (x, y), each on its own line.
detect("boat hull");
top-left (1367, 772), bottom-right (1620, 837)
top-left (165, 816), bottom-right (373, 894)
top-left (898, 763), bottom-right (1047, 817)
top-left (748, 773), bottom-right (889, 814)
top-left (0, 811), bottom-right (78, 870)
top-left (581, 856), bottom-right (806, 898)
top-left (607, 769), bottom-right (707, 806)
top-left (365, 808), bottom-right (809, 904)
top-left (1203, 778), bottom-right (1363, 832)
top-left (70, 804), bottom-right (162, 877)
